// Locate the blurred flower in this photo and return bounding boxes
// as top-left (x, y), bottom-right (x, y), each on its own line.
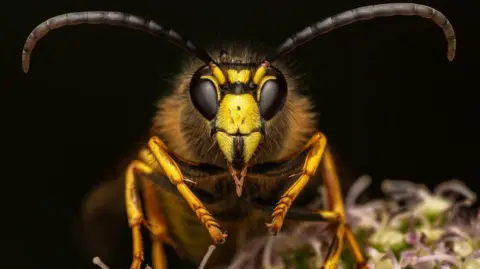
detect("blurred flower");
top-left (93, 177), bottom-right (479, 269)
top-left (215, 176), bottom-right (479, 269)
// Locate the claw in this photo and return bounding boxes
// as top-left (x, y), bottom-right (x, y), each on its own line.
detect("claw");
top-left (208, 225), bottom-right (228, 244)
top-left (266, 216), bottom-right (283, 235)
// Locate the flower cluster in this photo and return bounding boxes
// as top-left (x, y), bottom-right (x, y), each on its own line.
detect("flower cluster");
top-left (210, 176), bottom-right (479, 269)
top-left (359, 178), bottom-right (479, 269)
top-left (93, 176), bottom-right (479, 269)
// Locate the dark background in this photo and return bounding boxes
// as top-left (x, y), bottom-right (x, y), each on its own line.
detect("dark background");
top-left (2, 0), bottom-right (479, 268)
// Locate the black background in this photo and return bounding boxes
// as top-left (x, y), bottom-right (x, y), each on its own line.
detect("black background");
top-left (2, 0), bottom-right (479, 268)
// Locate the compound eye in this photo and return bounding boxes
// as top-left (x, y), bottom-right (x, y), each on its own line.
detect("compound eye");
top-left (259, 77), bottom-right (287, 120)
top-left (189, 77), bottom-right (219, 120)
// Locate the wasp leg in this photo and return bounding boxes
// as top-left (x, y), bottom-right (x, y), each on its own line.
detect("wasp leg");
top-left (266, 132), bottom-right (327, 234)
top-left (284, 209), bottom-right (366, 268)
top-left (125, 160), bottom-right (151, 269)
top-left (146, 136), bottom-right (227, 244)
top-left (319, 148), bottom-right (367, 269)
top-left (345, 224), bottom-right (367, 269)
top-left (141, 177), bottom-right (177, 269)
top-left (266, 132), bottom-right (367, 269)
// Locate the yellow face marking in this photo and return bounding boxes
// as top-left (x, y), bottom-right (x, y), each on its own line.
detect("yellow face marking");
top-left (227, 69), bottom-right (251, 84)
top-left (215, 132), bottom-right (262, 164)
top-left (215, 132), bottom-right (234, 162)
top-left (215, 94), bottom-right (260, 134)
top-left (256, 75), bottom-right (277, 101)
top-left (200, 75), bottom-right (221, 101)
top-left (209, 62), bottom-right (226, 85)
top-left (253, 62), bottom-right (270, 85)
top-left (215, 94), bottom-right (262, 163)
top-left (243, 132), bottom-right (262, 163)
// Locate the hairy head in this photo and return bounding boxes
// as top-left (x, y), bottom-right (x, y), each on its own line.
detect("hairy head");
top-left (152, 44), bottom-right (317, 168)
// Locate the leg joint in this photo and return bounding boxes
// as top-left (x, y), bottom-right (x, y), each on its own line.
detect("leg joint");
top-left (311, 131), bottom-right (327, 144)
top-left (318, 210), bottom-right (342, 223)
top-left (129, 160), bottom-right (153, 175)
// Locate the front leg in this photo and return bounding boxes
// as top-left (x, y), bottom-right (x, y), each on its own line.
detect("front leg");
top-left (124, 136), bottom-right (227, 269)
top-left (266, 132), bottom-right (327, 234)
top-left (266, 132), bottom-right (367, 269)
top-left (146, 136), bottom-right (227, 244)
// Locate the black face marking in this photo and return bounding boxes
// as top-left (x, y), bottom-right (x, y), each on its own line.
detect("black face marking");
top-left (218, 62), bottom-right (258, 69)
top-left (231, 82), bottom-right (246, 94)
top-left (189, 64), bottom-right (288, 117)
top-left (232, 135), bottom-right (244, 169)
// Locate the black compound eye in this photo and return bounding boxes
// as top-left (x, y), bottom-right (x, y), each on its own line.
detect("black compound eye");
top-left (259, 77), bottom-right (287, 120)
top-left (189, 77), bottom-right (219, 120)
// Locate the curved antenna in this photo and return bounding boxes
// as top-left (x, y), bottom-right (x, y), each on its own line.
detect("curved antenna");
top-left (264, 3), bottom-right (456, 64)
top-left (21, 11), bottom-right (218, 74)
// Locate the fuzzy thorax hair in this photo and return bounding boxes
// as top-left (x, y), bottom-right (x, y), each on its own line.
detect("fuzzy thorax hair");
top-left (151, 44), bottom-right (318, 168)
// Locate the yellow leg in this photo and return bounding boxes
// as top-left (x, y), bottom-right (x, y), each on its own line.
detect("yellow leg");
top-left (266, 132), bottom-right (327, 234)
top-left (141, 177), bottom-right (178, 269)
top-left (345, 224), bottom-right (367, 269)
top-left (320, 147), bottom-right (367, 269)
top-left (146, 136), bottom-right (227, 244)
top-left (125, 160), bottom-right (151, 269)
top-left (125, 135), bottom-right (227, 269)
top-left (266, 132), bottom-right (367, 269)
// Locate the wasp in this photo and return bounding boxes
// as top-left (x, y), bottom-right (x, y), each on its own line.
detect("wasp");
top-left (22, 3), bottom-right (456, 269)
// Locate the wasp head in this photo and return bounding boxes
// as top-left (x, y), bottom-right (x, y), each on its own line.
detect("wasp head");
top-left (189, 61), bottom-right (288, 168)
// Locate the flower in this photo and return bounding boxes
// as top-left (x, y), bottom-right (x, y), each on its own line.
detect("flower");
top-left (93, 177), bottom-right (479, 269)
